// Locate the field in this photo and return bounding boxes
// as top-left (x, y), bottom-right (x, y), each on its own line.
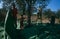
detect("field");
top-left (0, 22), bottom-right (60, 39)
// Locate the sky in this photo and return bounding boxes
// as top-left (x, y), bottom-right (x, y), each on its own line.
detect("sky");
top-left (0, 1), bottom-right (3, 9)
top-left (0, 0), bottom-right (60, 11)
top-left (47, 0), bottom-right (60, 11)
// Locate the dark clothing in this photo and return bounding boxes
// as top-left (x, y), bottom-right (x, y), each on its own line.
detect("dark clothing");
top-left (20, 15), bottom-right (24, 28)
top-left (50, 16), bottom-right (55, 24)
top-left (12, 8), bottom-right (17, 18)
top-left (12, 7), bottom-right (17, 28)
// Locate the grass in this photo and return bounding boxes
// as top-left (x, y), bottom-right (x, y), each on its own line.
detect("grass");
top-left (0, 23), bottom-right (60, 39)
top-left (19, 23), bottom-right (60, 39)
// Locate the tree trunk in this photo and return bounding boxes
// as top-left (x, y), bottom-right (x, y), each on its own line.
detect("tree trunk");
top-left (27, 4), bottom-right (31, 26)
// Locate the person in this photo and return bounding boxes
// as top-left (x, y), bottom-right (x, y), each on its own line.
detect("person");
top-left (50, 14), bottom-right (55, 25)
top-left (20, 15), bottom-right (24, 29)
top-left (12, 3), bottom-right (18, 28)
top-left (37, 12), bottom-right (40, 19)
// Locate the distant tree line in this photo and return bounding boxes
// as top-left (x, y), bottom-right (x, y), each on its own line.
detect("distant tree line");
top-left (43, 9), bottom-right (60, 19)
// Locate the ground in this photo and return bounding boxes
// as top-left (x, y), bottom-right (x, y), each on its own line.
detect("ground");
top-left (0, 23), bottom-right (60, 39)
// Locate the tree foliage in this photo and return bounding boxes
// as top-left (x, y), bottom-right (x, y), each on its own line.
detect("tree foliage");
top-left (56, 10), bottom-right (60, 18)
top-left (43, 9), bottom-right (56, 18)
top-left (2, 0), bottom-right (51, 26)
